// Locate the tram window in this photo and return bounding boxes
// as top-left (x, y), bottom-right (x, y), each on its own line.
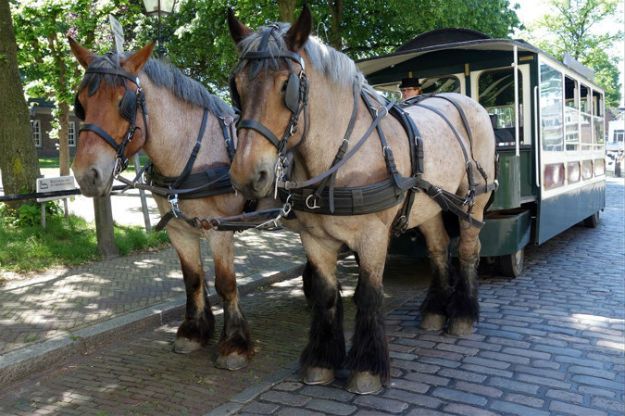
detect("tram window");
top-left (580, 84), bottom-right (592, 149)
top-left (421, 76), bottom-right (461, 94)
top-left (478, 68), bottom-right (524, 147)
top-left (540, 63), bottom-right (563, 152)
top-left (564, 77), bottom-right (579, 151)
top-left (592, 91), bottom-right (604, 146)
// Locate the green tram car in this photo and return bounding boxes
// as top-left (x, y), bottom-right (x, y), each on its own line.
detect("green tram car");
top-left (357, 29), bottom-right (606, 277)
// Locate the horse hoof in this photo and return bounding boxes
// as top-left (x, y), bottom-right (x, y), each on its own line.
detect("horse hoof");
top-left (303, 367), bottom-right (334, 385)
top-left (173, 337), bottom-right (202, 354)
top-left (448, 318), bottom-right (474, 336)
top-left (420, 313), bottom-right (446, 331)
top-left (216, 352), bottom-right (249, 371)
top-left (346, 371), bottom-right (383, 395)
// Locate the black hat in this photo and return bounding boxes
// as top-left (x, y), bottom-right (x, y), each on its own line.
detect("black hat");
top-left (399, 77), bottom-right (421, 89)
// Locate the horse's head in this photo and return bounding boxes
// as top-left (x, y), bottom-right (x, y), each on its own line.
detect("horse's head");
top-left (227, 5), bottom-right (312, 199)
top-left (68, 38), bottom-right (154, 197)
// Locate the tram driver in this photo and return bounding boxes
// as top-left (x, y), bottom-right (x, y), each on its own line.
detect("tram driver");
top-left (400, 77), bottom-right (422, 100)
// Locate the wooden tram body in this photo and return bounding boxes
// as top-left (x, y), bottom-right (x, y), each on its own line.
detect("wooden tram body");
top-left (357, 29), bottom-right (606, 276)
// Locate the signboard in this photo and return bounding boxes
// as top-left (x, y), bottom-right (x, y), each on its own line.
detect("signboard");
top-left (109, 15), bottom-right (125, 57)
top-left (36, 176), bottom-right (76, 202)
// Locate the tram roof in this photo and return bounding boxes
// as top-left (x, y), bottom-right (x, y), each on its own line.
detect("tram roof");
top-left (356, 29), bottom-right (599, 88)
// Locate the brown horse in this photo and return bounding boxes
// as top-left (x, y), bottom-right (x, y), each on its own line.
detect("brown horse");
top-left (69, 39), bottom-right (254, 370)
top-left (227, 6), bottom-right (496, 394)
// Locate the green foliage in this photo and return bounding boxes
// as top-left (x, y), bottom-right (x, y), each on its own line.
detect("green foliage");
top-left (529, 0), bottom-right (623, 108)
top-left (7, 201), bottom-right (63, 227)
top-left (162, 0), bottom-right (521, 91)
top-left (0, 206), bottom-right (169, 272)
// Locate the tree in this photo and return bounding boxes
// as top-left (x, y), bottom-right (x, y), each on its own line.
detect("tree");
top-left (11, 0), bottom-right (145, 176)
top-left (0, 0), bottom-right (40, 202)
top-left (166, 0), bottom-right (521, 91)
top-left (530, 0), bottom-right (623, 107)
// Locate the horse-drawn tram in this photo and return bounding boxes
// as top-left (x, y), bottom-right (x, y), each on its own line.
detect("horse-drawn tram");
top-left (357, 29), bottom-right (607, 277)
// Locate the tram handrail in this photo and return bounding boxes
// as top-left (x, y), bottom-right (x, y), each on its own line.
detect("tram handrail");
top-left (534, 85), bottom-right (540, 187)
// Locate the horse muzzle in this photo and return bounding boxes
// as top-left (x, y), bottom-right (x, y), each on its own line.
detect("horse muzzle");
top-left (72, 164), bottom-right (114, 197)
top-left (230, 162), bottom-right (274, 200)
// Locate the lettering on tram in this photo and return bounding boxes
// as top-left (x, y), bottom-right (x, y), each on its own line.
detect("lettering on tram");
top-left (358, 28), bottom-right (606, 278)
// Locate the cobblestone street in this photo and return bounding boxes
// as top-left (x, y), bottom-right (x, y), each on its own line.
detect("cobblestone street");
top-left (0, 178), bottom-right (623, 415)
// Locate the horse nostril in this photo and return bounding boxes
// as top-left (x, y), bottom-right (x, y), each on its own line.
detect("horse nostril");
top-left (257, 170), bottom-right (268, 186)
top-left (90, 168), bottom-right (100, 185)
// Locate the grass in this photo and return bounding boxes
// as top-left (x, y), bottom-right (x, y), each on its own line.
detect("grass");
top-left (0, 205), bottom-right (169, 273)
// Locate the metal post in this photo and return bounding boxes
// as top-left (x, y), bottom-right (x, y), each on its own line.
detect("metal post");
top-left (513, 45), bottom-right (520, 157)
top-left (40, 203), bottom-right (46, 228)
top-left (134, 153), bottom-right (152, 231)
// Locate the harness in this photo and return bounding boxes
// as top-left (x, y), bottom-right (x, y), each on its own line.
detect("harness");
top-left (75, 58), bottom-right (237, 231)
top-left (213, 28), bottom-right (498, 233)
top-left (75, 66), bottom-right (148, 175)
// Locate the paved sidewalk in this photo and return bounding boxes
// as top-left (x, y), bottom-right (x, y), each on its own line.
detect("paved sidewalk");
top-left (0, 230), bottom-right (305, 377)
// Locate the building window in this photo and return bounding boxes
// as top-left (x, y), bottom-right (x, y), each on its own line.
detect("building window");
top-left (31, 120), bottom-right (41, 147)
top-left (69, 122), bottom-right (76, 147)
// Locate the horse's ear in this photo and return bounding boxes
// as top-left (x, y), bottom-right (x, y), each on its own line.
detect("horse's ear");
top-left (227, 8), bottom-right (253, 46)
top-left (285, 3), bottom-right (312, 52)
top-left (68, 36), bottom-right (95, 68)
top-left (123, 42), bottom-right (155, 74)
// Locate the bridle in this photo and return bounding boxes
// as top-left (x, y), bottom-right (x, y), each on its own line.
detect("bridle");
top-left (230, 25), bottom-right (309, 192)
top-left (75, 64), bottom-right (148, 176)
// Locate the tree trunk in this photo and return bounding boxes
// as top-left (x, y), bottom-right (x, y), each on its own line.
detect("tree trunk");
top-left (278, 0), bottom-right (296, 22)
top-left (0, 0), bottom-right (40, 204)
top-left (328, 0), bottom-right (343, 50)
top-left (48, 33), bottom-right (71, 176)
top-left (58, 103), bottom-right (70, 176)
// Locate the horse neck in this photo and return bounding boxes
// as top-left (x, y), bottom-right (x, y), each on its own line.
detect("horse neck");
top-left (140, 76), bottom-right (225, 177)
top-left (294, 71), bottom-right (384, 183)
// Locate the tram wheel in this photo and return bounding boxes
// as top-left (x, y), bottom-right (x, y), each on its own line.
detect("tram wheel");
top-left (498, 249), bottom-right (524, 278)
top-left (583, 211), bottom-right (600, 228)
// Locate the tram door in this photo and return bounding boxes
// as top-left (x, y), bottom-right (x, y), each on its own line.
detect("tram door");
top-left (469, 64), bottom-right (533, 210)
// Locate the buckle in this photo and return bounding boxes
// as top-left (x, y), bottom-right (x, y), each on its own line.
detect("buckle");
top-left (305, 194), bottom-right (321, 210)
top-left (168, 194), bottom-right (182, 218)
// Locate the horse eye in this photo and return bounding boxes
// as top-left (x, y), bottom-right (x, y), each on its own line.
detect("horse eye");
top-left (281, 80), bottom-right (288, 92)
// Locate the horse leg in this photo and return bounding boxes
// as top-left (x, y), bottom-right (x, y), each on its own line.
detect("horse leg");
top-left (418, 214), bottom-right (452, 331)
top-left (208, 230), bottom-right (254, 370)
top-left (447, 198), bottom-right (488, 336)
top-left (170, 228), bottom-right (215, 354)
top-left (346, 237), bottom-right (389, 395)
top-left (299, 233), bottom-right (345, 386)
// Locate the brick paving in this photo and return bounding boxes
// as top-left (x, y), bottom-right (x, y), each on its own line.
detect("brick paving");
top-left (0, 230), bottom-right (305, 355)
top-left (0, 178), bottom-right (622, 415)
top-left (228, 178), bottom-right (624, 416)
top-left (0, 257), bottom-right (427, 415)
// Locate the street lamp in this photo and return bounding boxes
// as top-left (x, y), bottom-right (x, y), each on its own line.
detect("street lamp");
top-left (142, 0), bottom-right (178, 57)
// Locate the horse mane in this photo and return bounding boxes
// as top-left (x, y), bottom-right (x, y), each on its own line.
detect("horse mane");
top-left (78, 53), bottom-right (234, 118)
top-left (237, 23), bottom-right (382, 103)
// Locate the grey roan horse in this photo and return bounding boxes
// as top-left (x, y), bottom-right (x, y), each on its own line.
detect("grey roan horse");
top-left (227, 5), bottom-right (497, 394)
top-left (69, 39), bottom-right (254, 370)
